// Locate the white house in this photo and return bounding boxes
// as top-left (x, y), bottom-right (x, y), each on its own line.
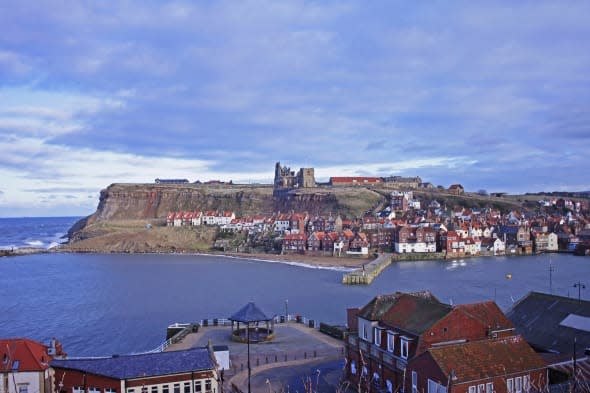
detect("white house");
top-left (547, 232), bottom-right (558, 251)
top-left (0, 338), bottom-right (55, 393)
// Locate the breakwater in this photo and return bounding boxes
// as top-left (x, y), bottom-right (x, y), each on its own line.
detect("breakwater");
top-left (342, 253), bottom-right (392, 285)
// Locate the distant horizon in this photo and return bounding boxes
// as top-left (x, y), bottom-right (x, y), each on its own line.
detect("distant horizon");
top-left (2, 2), bottom-right (589, 217)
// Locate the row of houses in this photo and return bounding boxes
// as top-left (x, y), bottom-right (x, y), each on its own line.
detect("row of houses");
top-left (0, 340), bottom-right (220, 393)
top-left (166, 211), bottom-right (235, 227)
top-left (345, 291), bottom-right (590, 393)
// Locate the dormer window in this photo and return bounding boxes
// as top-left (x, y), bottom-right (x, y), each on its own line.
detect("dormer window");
top-left (374, 327), bottom-right (382, 346)
top-left (401, 336), bottom-right (412, 359)
top-left (387, 331), bottom-right (397, 353)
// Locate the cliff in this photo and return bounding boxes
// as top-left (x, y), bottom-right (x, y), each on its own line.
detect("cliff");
top-left (65, 183), bottom-right (386, 250)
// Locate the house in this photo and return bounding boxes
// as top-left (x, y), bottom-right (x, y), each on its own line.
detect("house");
top-left (273, 214), bottom-right (291, 233)
top-left (448, 184), bottom-right (464, 195)
top-left (407, 335), bottom-right (547, 393)
top-left (307, 231), bottom-right (325, 252)
top-left (348, 232), bottom-right (370, 254)
top-left (281, 233), bottom-right (307, 254)
top-left (439, 231), bottom-right (465, 255)
top-left (173, 212), bottom-right (183, 227)
top-left (0, 338), bottom-right (58, 393)
top-left (463, 237), bottom-right (481, 255)
top-left (480, 237), bottom-right (505, 255)
top-left (345, 292), bottom-right (516, 393)
top-left (51, 347), bottom-right (219, 393)
top-left (167, 212), bottom-right (175, 227)
top-left (216, 211), bottom-right (235, 226)
top-left (394, 226), bottom-right (436, 253)
top-left (202, 211), bottom-right (218, 226)
top-left (191, 211), bottom-right (203, 226)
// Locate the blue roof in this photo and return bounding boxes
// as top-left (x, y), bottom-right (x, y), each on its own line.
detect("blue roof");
top-left (229, 302), bottom-right (271, 323)
top-left (50, 347), bottom-right (213, 379)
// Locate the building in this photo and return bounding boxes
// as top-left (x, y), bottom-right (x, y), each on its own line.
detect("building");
top-left (329, 177), bottom-right (383, 186)
top-left (0, 338), bottom-right (57, 393)
top-left (507, 292), bottom-right (590, 356)
top-left (273, 162), bottom-right (315, 189)
top-left (345, 291), bottom-right (516, 393)
top-left (383, 176), bottom-right (422, 189)
top-left (51, 347), bottom-right (219, 393)
top-left (407, 335), bottom-right (547, 393)
top-left (394, 226), bottom-right (436, 253)
top-left (448, 184), bottom-right (464, 195)
top-left (155, 179), bottom-right (189, 184)
top-left (281, 233), bottom-right (307, 254)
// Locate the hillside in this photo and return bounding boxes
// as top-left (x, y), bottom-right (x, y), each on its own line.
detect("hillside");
top-left (65, 183), bottom-right (387, 251)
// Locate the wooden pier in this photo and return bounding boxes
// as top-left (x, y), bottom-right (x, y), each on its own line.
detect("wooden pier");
top-left (342, 253), bottom-right (392, 285)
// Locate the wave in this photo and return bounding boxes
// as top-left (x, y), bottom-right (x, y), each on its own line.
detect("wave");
top-left (26, 240), bottom-right (45, 247)
top-left (193, 252), bottom-right (357, 272)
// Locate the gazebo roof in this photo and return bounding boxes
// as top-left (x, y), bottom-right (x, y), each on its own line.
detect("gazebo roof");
top-left (229, 302), bottom-right (272, 323)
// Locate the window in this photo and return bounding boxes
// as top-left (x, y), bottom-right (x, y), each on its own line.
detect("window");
top-left (411, 371), bottom-right (417, 393)
top-left (374, 327), bottom-right (381, 346)
top-left (162, 386), bottom-right (169, 393)
top-left (350, 360), bottom-right (357, 375)
top-left (507, 378), bottom-right (514, 393)
top-left (194, 381), bottom-right (202, 393)
top-left (205, 380), bottom-right (211, 392)
top-left (18, 385), bottom-right (28, 393)
top-left (387, 332), bottom-right (395, 353)
top-left (173, 385), bottom-right (180, 393)
top-left (184, 383), bottom-right (190, 393)
top-left (89, 388), bottom-right (101, 393)
top-left (468, 387), bottom-right (476, 393)
top-left (127, 389), bottom-right (135, 393)
top-left (401, 338), bottom-right (409, 359)
top-left (477, 384), bottom-right (485, 393)
top-left (73, 388), bottom-right (84, 393)
top-left (363, 324), bottom-right (368, 340)
top-left (105, 389), bottom-right (116, 393)
top-left (515, 377), bottom-right (522, 393)
top-left (141, 387), bottom-right (148, 393)
top-left (523, 375), bottom-right (530, 393)
top-left (428, 379), bottom-right (447, 393)
top-left (151, 387), bottom-right (158, 393)
top-left (386, 380), bottom-right (393, 393)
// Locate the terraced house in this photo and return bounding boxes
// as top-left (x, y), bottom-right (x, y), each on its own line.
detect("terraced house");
top-left (344, 292), bottom-right (546, 393)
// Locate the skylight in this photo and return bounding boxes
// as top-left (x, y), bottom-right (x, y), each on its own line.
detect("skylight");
top-left (559, 314), bottom-right (590, 332)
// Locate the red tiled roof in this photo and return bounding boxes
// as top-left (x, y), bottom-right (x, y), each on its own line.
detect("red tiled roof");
top-left (428, 336), bottom-right (546, 384)
top-left (0, 338), bottom-right (51, 372)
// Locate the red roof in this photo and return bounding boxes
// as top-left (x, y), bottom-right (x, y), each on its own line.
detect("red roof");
top-left (454, 301), bottom-right (514, 331)
top-left (0, 338), bottom-right (51, 372)
top-left (331, 177), bottom-right (383, 183)
top-left (283, 233), bottom-right (307, 241)
top-left (427, 336), bottom-right (545, 384)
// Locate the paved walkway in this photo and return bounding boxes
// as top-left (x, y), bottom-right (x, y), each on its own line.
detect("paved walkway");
top-left (165, 322), bottom-right (345, 392)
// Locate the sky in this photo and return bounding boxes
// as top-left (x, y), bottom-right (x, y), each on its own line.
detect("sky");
top-left (1, 1), bottom-right (589, 217)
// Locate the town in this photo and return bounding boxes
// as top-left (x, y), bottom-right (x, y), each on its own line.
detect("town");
top-left (2, 290), bottom-right (589, 393)
top-left (162, 162), bottom-right (590, 259)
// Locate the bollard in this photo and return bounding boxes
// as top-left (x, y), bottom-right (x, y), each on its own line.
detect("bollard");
top-left (314, 350), bottom-right (317, 358)
top-left (275, 355), bottom-right (278, 362)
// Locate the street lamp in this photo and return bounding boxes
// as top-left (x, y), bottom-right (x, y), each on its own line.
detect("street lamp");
top-left (285, 299), bottom-right (289, 322)
top-left (573, 281), bottom-right (586, 302)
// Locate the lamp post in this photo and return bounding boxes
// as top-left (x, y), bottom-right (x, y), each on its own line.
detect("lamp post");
top-left (573, 281), bottom-right (586, 302)
top-left (285, 299), bottom-right (289, 322)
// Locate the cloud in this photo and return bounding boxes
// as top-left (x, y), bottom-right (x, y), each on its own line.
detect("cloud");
top-left (0, 1), bottom-right (589, 215)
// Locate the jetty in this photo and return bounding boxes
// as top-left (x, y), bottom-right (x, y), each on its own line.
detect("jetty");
top-left (342, 253), bottom-right (392, 285)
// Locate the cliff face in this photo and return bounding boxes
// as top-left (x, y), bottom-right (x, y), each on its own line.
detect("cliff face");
top-left (84, 183), bottom-right (386, 224)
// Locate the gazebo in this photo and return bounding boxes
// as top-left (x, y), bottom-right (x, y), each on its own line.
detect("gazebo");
top-left (229, 302), bottom-right (275, 343)
top-left (229, 302), bottom-right (275, 393)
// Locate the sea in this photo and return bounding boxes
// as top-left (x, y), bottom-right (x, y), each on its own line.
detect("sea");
top-left (0, 216), bottom-right (81, 250)
top-left (0, 217), bottom-right (589, 357)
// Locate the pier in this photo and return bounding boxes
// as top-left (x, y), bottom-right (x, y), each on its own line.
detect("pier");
top-left (342, 253), bottom-right (391, 285)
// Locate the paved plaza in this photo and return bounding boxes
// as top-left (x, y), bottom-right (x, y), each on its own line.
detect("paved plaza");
top-left (166, 322), bottom-right (345, 392)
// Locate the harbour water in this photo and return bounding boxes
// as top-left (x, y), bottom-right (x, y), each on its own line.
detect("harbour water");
top-left (0, 216), bottom-right (81, 250)
top-left (1, 249), bottom-right (587, 357)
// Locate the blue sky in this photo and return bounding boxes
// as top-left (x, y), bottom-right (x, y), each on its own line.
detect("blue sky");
top-left (1, 1), bottom-right (589, 217)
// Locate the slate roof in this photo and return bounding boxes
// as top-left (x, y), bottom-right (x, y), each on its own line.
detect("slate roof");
top-left (506, 291), bottom-right (590, 355)
top-left (229, 302), bottom-right (272, 323)
top-left (0, 338), bottom-right (51, 372)
top-left (381, 293), bottom-right (452, 334)
top-left (358, 291), bottom-right (446, 328)
top-left (427, 336), bottom-right (546, 384)
top-left (50, 347), bottom-right (213, 380)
